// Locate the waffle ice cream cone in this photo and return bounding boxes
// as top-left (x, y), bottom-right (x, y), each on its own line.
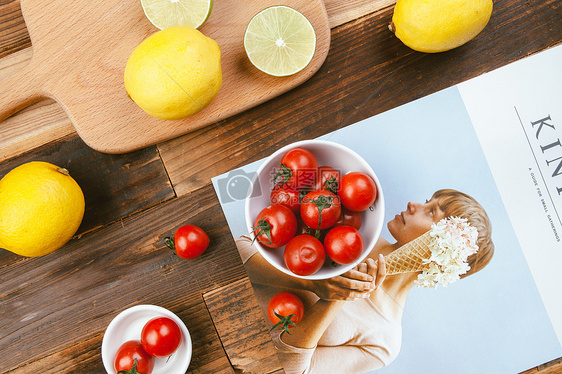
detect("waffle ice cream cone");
top-left (383, 217), bottom-right (480, 288)
top-left (384, 231), bottom-right (433, 275)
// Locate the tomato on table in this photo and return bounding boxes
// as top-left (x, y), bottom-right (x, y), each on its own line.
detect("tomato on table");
top-left (114, 340), bottom-right (155, 374)
top-left (253, 204), bottom-right (297, 248)
top-left (300, 190), bottom-right (341, 230)
top-left (338, 172), bottom-right (377, 212)
top-left (167, 225), bottom-right (210, 259)
top-left (284, 234), bottom-right (326, 276)
top-left (274, 148), bottom-right (318, 190)
top-left (268, 292), bottom-right (305, 334)
top-left (324, 225), bottom-right (364, 265)
top-left (141, 317), bottom-right (182, 358)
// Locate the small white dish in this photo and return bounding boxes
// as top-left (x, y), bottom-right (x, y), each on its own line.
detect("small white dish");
top-left (245, 139), bottom-right (385, 280)
top-left (101, 305), bottom-right (192, 374)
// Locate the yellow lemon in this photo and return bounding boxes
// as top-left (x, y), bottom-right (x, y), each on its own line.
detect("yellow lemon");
top-left (390, 0), bottom-right (493, 53)
top-left (0, 162), bottom-right (85, 257)
top-left (124, 26), bottom-right (222, 120)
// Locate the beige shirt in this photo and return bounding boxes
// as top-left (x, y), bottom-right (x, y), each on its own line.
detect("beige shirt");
top-left (236, 236), bottom-right (402, 374)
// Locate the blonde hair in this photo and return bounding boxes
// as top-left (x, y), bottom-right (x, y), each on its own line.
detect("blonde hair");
top-left (432, 189), bottom-right (494, 277)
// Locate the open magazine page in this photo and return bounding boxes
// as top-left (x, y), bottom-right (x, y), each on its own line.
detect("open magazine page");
top-left (211, 45), bottom-right (562, 373)
top-left (458, 45), bottom-right (562, 348)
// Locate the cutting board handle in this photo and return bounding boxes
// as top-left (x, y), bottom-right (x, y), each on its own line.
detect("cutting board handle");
top-left (0, 62), bottom-right (45, 123)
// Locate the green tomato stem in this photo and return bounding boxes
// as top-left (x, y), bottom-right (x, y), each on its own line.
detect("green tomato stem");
top-left (303, 194), bottom-right (335, 228)
top-left (270, 310), bottom-right (297, 335)
top-left (252, 218), bottom-right (273, 245)
top-left (273, 164), bottom-right (292, 186)
top-left (164, 237), bottom-right (175, 250)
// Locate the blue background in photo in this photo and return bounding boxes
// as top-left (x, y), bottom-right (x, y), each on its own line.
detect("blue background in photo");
top-left (212, 87), bottom-right (562, 373)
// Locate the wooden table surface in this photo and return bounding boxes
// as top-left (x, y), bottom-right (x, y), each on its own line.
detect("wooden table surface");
top-left (1, 0), bottom-right (561, 373)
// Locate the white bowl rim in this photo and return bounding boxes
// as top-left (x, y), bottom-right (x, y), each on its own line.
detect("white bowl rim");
top-left (244, 139), bottom-right (385, 280)
top-left (101, 304), bottom-right (192, 374)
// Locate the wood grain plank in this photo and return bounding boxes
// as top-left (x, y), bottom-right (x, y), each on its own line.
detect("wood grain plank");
top-left (0, 183), bottom-right (245, 373)
top-left (0, 98), bottom-right (75, 162)
top-left (521, 357), bottom-right (562, 374)
top-left (0, 48), bottom-right (74, 162)
top-left (204, 278), bottom-right (283, 374)
top-left (0, 132), bottom-right (175, 238)
top-left (0, 0), bottom-right (30, 59)
top-left (3, 297), bottom-right (235, 374)
top-left (5, 334), bottom-right (108, 374)
top-left (324, 0), bottom-right (395, 28)
top-left (159, 0), bottom-right (562, 197)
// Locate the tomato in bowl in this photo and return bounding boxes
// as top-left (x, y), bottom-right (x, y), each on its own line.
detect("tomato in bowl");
top-left (245, 139), bottom-right (385, 280)
top-left (101, 305), bottom-right (192, 374)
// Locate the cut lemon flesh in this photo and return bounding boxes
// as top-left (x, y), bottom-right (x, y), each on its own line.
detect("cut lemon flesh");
top-left (141, 0), bottom-right (213, 30)
top-left (244, 6), bottom-right (316, 77)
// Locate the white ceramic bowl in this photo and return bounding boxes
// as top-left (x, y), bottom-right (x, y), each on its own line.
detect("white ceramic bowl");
top-left (101, 305), bottom-right (192, 374)
top-left (245, 139), bottom-right (385, 280)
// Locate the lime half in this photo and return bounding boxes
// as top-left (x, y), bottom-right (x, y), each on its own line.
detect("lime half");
top-left (244, 6), bottom-right (316, 77)
top-left (141, 0), bottom-right (213, 30)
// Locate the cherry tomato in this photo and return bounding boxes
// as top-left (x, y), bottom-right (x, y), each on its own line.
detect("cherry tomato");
top-left (275, 148), bottom-right (318, 190)
top-left (253, 205), bottom-right (297, 248)
top-left (284, 235), bottom-right (326, 276)
top-left (267, 292), bottom-right (305, 334)
top-left (324, 226), bottom-right (364, 265)
top-left (315, 166), bottom-right (341, 194)
top-left (169, 225), bottom-right (210, 259)
top-left (334, 207), bottom-right (363, 230)
top-left (300, 190), bottom-right (341, 230)
top-left (338, 172), bottom-right (377, 212)
top-left (141, 317), bottom-right (182, 358)
top-left (114, 340), bottom-right (155, 374)
top-left (270, 184), bottom-right (301, 214)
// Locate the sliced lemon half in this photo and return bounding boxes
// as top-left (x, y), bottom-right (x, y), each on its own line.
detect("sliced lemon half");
top-left (244, 6), bottom-right (316, 77)
top-left (141, 0), bottom-right (213, 30)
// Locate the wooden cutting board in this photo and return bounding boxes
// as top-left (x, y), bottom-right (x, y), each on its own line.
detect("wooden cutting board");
top-left (0, 0), bottom-right (330, 154)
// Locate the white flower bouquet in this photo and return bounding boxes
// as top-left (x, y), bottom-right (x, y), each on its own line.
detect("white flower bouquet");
top-left (384, 217), bottom-right (479, 288)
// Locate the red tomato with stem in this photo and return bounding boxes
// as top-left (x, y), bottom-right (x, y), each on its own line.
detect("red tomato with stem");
top-left (300, 190), bottom-right (341, 230)
top-left (270, 184), bottom-right (301, 214)
top-left (167, 225), bottom-right (210, 259)
top-left (284, 235), bottom-right (326, 276)
top-left (334, 207), bottom-right (363, 230)
top-left (338, 172), bottom-right (377, 212)
top-left (275, 148), bottom-right (318, 190)
top-left (141, 317), bottom-right (182, 358)
top-left (253, 205), bottom-right (297, 248)
top-left (324, 226), bottom-right (364, 265)
top-left (315, 166), bottom-right (341, 194)
top-left (114, 340), bottom-right (155, 374)
top-left (267, 292), bottom-right (305, 334)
